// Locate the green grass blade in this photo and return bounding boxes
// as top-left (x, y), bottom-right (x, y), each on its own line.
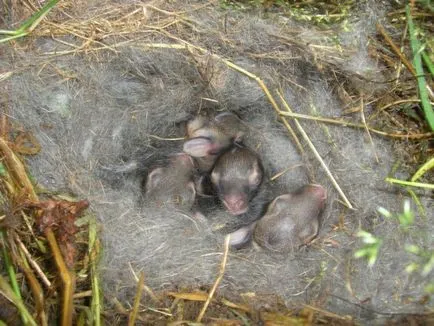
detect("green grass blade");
top-left (406, 4), bottom-right (434, 131)
top-left (0, 275), bottom-right (37, 326)
top-left (411, 156), bottom-right (434, 182)
top-left (407, 189), bottom-right (426, 220)
top-left (0, 33), bottom-right (29, 44)
top-left (0, 231), bottom-right (22, 300)
top-left (0, 230), bottom-right (32, 325)
top-left (16, 0), bottom-right (60, 33)
top-left (421, 52), bottom-right (434, 77)
top-left (385, 177), bottom-right (434, 189)
top-left (89, 217), bottom-right (102, 326)
top-left (0, 0), bottom-right (59, 42)
top-left (0, 29), bottom-right (20, 35)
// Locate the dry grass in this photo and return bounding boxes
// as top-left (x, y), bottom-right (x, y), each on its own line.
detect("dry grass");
top-left (0, 0), bottom-right (433, 324)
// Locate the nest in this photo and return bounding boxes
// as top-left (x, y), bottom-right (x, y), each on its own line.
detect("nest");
top-left (0, 0), bottom-right (433, 325)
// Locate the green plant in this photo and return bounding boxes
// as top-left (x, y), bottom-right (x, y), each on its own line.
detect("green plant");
top-left (377, 199), bottom-right (414, 228)
top-left (0, 0), bottom-right (60, 43)
top-left (355, 200), bottom-right (433, 295)
top-left (406, 4), bottom-right (434, 131)
top-left (405, 244), bottom-right (434, 277)
top-left (354, 230), bottom-right (382, 266)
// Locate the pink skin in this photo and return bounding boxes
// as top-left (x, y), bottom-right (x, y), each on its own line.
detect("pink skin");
top-left (170, 153), bottom-right (195, 167)
top-left (309, 184), bottom-right (327, 206)
top-left (222, 193), bottom-right (248, 215)
top-left (229, 223), bottom-right (255, 248)
top-left (184, 113), bottom-right (244, 159)
top-left (183, 137), bottom-right (222, 157)
top-left (210, 147), bottom-right (263, 216)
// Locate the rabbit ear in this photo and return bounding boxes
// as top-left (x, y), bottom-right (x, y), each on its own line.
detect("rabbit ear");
top-left (183, 136), bottom-right (227, 157)
top-left (266, 194), bottom-right (293, 216)
top-left (186, 115), bottom-right (207, 137)
top-left (183, 137), bottom-right (213, 157)
top-left (229, 223), bottom-right (256, 249)
top-left (214, 111), bottom-right (237, 122)
top-left (214, 112), bottom-right (246, 142)
top-left (248, 160), bottom-right (263, 187)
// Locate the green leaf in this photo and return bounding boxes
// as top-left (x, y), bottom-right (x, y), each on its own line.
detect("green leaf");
top-left (411, 157), bottom-right (434, 182)
top-left (406, 262), bottom-right (419, 274)
top-left (406, 4), bottom-right (434, 131)
top-left (405, 244), bottom-right (421, 255)
top-left (422, 253), bottom-right (434, 276)
top-left (0, 163), bottom-right (6, 176)
top-left (424, 282), bottom-right (434, 294)
top-left (377, 206), bottom-right (392, 218)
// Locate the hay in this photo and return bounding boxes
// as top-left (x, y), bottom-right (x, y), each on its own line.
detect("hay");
top-left (0, 0), bottom-right (433, 324)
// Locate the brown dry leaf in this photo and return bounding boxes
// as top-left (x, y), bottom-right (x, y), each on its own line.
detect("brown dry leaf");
top-left (26, 199), bottom-right (89, 268)
top-left (220, 298), bottom-right (251, 313)
top-left (260, 311), bottom-right (308, 326)
top-left (168, 291), bottom-right (209, 301)
top-left (14, 132), bottom-right (41, 155)
top-left (208, 319), bottom-right (243, 326)
top-left (342, 106), bottom-right (362, 115)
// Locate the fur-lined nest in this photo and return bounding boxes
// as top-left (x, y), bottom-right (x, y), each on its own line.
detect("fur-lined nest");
top-left (0, 0), bottom-right (433, 325)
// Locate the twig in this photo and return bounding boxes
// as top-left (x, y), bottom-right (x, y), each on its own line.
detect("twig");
top-left (15, 247), bottom-right (48, 326)
top-left (303, 304), bottom-right (353, 321)
top-left (0, 231), bottom-right (27, 325)
top-left (196, 235), bottom-right (230, 323)
top-left (369, 98), bottom-right (434, 121)
top-left (331, 293), bottom-right (434, 316)
top-left (276, 90), bottom-right (354, 209)
top-left (21, 211), bottom-right (47, 253)
top-left (128, 263), bottom-right (160, 304)
top-left (44, 22), bottom-right (118, 54)
top-left (15, 234), bottom-right (52, 289)
top-left (360, 96), bottom-right (379, 163)
top-left (270, 163), bottom-right (304, 181)
top-left (147, 134), bottom-right (185, 141)
top-left (73, 290), bottom-right (93, 299)
top-left (376, 22), bottom-right (417, 77)
top-left (226, 63), bottom-right (305, 155)
top-left (146, 1), bottom-right (215, 16)
top-left (45, 229), bottom-right (75, 326)
top-left (278, 111), bottom-right (434, 140)
top-left (145, 307), bottom-right (173, 317)
top-left (128, 271), bottom-right (145, 326)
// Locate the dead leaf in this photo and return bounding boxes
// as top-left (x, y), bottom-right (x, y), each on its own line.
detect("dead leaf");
top-left (168, 291), bottom-right (208, 301)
